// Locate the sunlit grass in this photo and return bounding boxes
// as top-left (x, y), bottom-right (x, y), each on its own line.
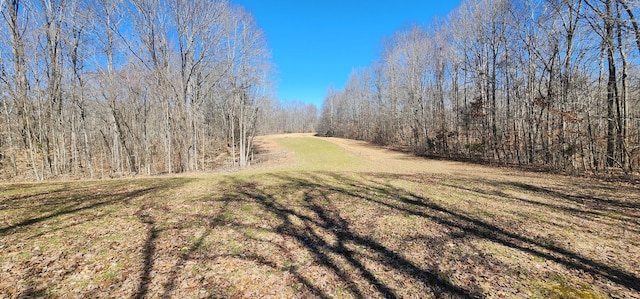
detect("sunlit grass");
top-left (0, 135), bottom-right (637, 298)
top-left (275, 136), bottom-right (366, 171)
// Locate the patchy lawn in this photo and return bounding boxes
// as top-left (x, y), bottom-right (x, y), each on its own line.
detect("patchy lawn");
top-left (1, 135), bottom-right (639, 298)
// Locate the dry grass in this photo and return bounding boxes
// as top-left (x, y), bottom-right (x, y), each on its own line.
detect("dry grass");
top-left (1, 134), bottom-right (639, 298)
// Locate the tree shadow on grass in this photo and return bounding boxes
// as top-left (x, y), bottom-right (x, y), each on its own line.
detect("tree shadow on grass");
top-left (438, 177), bottom-right (640, 233)
top-left (0, 181), bottom-right (143, 210)
top-left (158, 198), bottom-right (240, 299)
top-left (213, 173), bottom-right (483, 298)
top-left (505, 181), bottom-right (640, 210)
top-left (330, 172), bottom-right (640, 294)
top-left (0, 178), bottom-right (195, 298)
top-left (1, 186), bottom-right (156, 236)
top-left (38, 171), bottom-right (635, 298)
top-left (135, 208), bottom-right (158, 299)
top-left (206, 171), bottom-right (639, 297)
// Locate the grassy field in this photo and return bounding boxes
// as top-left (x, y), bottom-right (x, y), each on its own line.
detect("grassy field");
top-left (1, 134), bottom-right (639, 298)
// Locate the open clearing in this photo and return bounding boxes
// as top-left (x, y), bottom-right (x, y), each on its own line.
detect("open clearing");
top-left (1, 134), bottom-right (639, 298)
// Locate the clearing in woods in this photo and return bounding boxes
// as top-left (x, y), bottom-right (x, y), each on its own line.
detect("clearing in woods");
top-left (1, 134), bottom-right (639, 298)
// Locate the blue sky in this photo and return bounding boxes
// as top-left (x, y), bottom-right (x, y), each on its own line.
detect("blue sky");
top-left (234, 1), bottom-right (462, 107)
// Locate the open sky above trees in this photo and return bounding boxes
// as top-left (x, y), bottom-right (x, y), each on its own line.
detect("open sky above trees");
top-left (234, 0), bottom-right (462, 106)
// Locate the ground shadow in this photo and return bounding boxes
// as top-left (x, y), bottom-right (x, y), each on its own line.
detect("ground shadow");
top-left (334, 172), bottom-right (640, 293)
top-left (207, 173), bottom-right (484, 298)
top-left (208, 171), bottom-right (639, 297)
top-left (5, 171), bottom-right (637, 297)
top-left (135, 208), bottom-right (158, 299)
top-left (438, 176), bottom-right (640, 232)
top-left (0, 178), bottom-right (195, 298)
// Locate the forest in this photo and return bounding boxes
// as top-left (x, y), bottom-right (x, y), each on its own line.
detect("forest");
top-left (0, 0), bottom-right (317, 180)
top-left (318, 0), bottom-right (640, 176)
top-left (3, 0), bottom-right (640, 181)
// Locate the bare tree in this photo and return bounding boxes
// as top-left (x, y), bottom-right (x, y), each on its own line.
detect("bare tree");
top-left (0, 0), bottom-right (276, 180)
top-left (317, 0), bottom-right (640, 176)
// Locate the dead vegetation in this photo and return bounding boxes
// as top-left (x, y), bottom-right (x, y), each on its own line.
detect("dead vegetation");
top-left (1, 135), bottom-right (639, 298)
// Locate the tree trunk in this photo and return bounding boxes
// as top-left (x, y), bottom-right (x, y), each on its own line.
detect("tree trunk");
top-left (605, 0), bottom-right (619, 168)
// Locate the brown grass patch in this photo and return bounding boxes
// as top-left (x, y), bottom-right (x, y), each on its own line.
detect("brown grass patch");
top-left (1, 135), bottom-right (639, 298)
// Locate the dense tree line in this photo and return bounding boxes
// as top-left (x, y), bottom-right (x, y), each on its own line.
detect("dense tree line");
top-left (259, 100), bottom-right (318, 134)
top-left (318, 0), bottom-right (640, 175)
top-left (0, 0), bottom-right (316, 180)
